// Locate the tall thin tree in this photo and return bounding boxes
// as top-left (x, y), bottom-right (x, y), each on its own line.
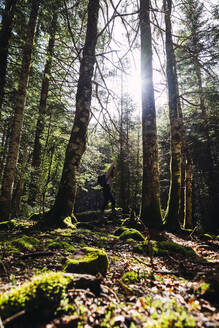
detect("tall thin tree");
top-left (47, 0), bottom-right (100, 225)
top-left (139, 0), bottom-right (163, 230)
top-left (0, 0), bottom-right (18, 117)
top-left (0, 0), bottom-right (40, 219)
top-left (163, 0), bottom-right (182, 231)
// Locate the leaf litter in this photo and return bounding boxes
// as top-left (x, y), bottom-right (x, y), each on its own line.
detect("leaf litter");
top-left (0, 213), bottom-right (218, 327)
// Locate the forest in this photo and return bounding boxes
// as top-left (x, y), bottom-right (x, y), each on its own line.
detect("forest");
top-left (0, 0), bottom-right (218, 327)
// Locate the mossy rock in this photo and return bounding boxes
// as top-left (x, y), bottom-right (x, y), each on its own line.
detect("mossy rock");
top-left (119, 228), bottom-right (145, 242)
top-left (64, 247), bottom-right (109, 276)
top-left (0, 271), bottom-right (73, 321)
top-left (134, 240), bottom-right (199, 258)
top-left (0, 219), bottom-right (18, 231)
top-left (122, 218), bottom-right (142, 231)
top-left (10, 235), bottom-right (40, 252)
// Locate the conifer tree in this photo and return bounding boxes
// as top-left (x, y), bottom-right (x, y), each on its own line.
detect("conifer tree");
top-left (139, 0), bottom-right (163, 230)
top-left (0, 0), bottom-right (40, 219)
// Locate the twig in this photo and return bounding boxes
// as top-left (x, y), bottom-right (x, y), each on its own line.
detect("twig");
top-left (133, 255), bottom-right (152, 268)
top-left (3, 310), bottom-right (25, 326)
top-left (0, 260), bottom-right (7, 275)
top-left (103, 284), bottom-right (120, 303)
top-left (20, 251), bottom-right (56, 259)
top-left (189, 226), bottom-right (197, 238)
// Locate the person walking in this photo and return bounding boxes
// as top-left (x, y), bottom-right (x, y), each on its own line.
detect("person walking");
top-left (101, 161), bottom-right (116, 216)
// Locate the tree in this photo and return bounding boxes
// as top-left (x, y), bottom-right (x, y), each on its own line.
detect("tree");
top-left (163, 0), bottom-right (182, 232)
top-left (29, 10), bottom-right (58, 206)
top-left (0, 0), bottom-right (40, 219)
top-left (0, 0), bottom-right (18, 117)
top-left (47, 0), bottom-right (100, 224)
top-left (139, 0), bottom-right (163, 230)
top-left (177, 0), bottom-right (219, 231)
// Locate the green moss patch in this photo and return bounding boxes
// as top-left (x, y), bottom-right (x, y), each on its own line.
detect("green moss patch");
top-left (10, 235), bottom-right (40, 252)
top-left (47, 240), bottom-right (76, 252)
top-left (118, 228), bottom-right (145, 242)
top-left (122, 218), bottom-right (142, 231)
top-left (133, 240), bottom-right (203, 260)
top-left (0, 219), bottom-right (18, 230)
top-left (0, 271), bottom-right (73, 321)
top-left (64, 247), bottom-right (109, 276)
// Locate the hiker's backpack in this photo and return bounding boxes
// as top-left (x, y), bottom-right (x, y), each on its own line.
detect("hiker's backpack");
top-left (97, 174), bottom-right (106, 187)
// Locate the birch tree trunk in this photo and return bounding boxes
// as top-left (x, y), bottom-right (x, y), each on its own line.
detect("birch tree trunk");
top-left (0, 0), bottom-right (40, 219)
top-left (164, 0), bottom-right (182, 232)
top-left (140, 0), bottom-right (163, 229)
top-left (0, 0), bottom-right (18, 116)
top-left (48, 0), bottom-right (100, 224)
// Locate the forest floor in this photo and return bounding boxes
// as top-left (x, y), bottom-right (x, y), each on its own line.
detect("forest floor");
top-left (0, 210), bottom-right (218, 327)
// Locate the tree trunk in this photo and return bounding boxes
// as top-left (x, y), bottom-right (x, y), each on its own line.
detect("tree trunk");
top-left (29, 11), bottom-right (57, 206)
top-left (0, 0), bottom-right (18, 116)
top-left (174, 54), bottom-right (193, 229)
top-left (11, 144), bottom-right (28, 217)
top-left (49, 0), bottom-right (100, 224)
top-left (194, 59), bottom-right (219, 231)
top-left (0, 0), bottom-right (40, 219)
top-left (139, 0), bottom-right (163, 229)
top-left (164, 0), bottom-right (182, 232)
top-left (32, 11), bottom-right (57, 168)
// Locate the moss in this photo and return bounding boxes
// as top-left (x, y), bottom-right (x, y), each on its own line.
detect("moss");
top-left (122, 218), bottom-right (142, 231)
top-left (133, 240), bottom-right (197, 258)
top-left (0, 271), bottom-right (73, 320)
top-left (10, 235), bottom-right (40, 252)
top-left (64, 247), bottom-right (109, 276)
top-left (114, 227), bottom-right (127, 236)
top-left (47, 241), bottom-right (76, 252)
top-left (119, 228), bottom-right (145, 242)
top-left (0, 219), bottom-right (18, 230)
top-left (122, 271), bottom-right (140, 283)
top-left (158, 241), bottom-right (197, 257)
top-left (63, 216), bottom-right (77, 229)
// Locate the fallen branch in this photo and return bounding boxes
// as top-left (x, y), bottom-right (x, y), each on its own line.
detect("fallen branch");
top-left (3, 310), bottom-right (25, 326)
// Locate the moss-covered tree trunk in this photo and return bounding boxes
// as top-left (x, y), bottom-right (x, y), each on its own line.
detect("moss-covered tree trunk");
top-left (0, 0), bottom-right (40, 219)
top-left (0, 0), bottom-right (18, 117)
top-left (139, 0), bottom-right (163, 229)
top-left (49, 0), bottom-right (100, 224)
top-left (164, 0), bottom-right (182, 232)
top-left (29, 11), bottom-right (58, 206)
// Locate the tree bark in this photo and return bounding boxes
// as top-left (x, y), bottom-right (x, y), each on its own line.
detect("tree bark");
top-left (0, 0), bottom-right (40, 219)
top-left (49, 0), bottom-right (100, 224)
top-left (164, 0), bottom-right (182, 232)
top-left (11, 144), bottom-right (28, 217)
top-left (28, 11), bottom-right (58, 206)
top-left (0, 0), bottom-right (18, 116)
top-left (32, 11), bottom-right (57, 168)
top-left (140, 0), bottom-right (163, 229)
